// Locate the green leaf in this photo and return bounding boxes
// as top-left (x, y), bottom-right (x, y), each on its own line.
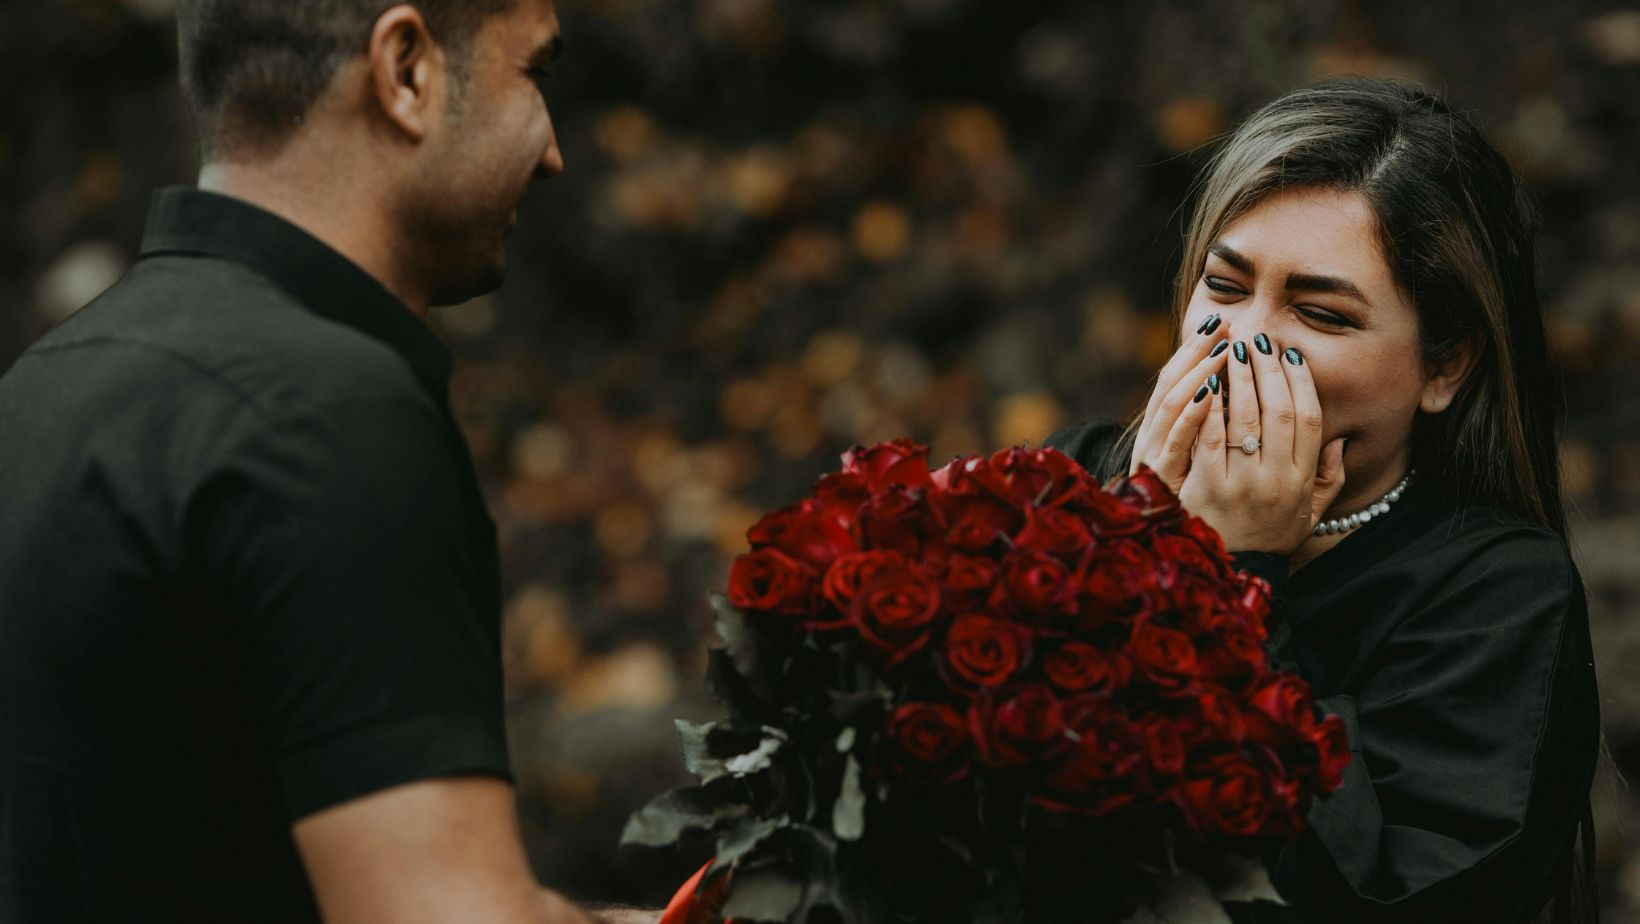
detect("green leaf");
top-left (831, 755), bottom-right (866, 842)
top-left (722, 864), bottom-right (806, 923)
top-left (713, 815), bottom-right (789, 869)
top-left (1202, 853), bottom-right (1286, 906)
top-left (711, 593), bottom-right (760, 676)
top-left (677, 719), bottom-right (725, 782)
top-left (620, 784), bottom-right (751, 848)
top-left (835, 727), bottom-right (856, 753)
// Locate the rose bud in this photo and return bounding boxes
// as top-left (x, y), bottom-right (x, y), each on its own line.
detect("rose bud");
top-left (1109, 464), bottom-right (1183, 524)
top-left (727, 548), bottom-right (818, 617)
top-left (1128, 618), bottom-right (1200, 697)
top-left (842, 439), bottom-right (934, 493)
top-left (1136, 712), bottom-right (1187, 781)
top-left (822, 550), bottom-right (907, 615)
top-left (1244, 673), bottom-right (1320, 748)
top-left (968, 684), bottom-right (1071, 768)
top-left (1014, 506), bottom-right (1094, 560)
top-left (1308, 714), bottom-right (1351, 792)
top-left (852, 569), bottom-right (942, 661)
top-left (1043, 639), bottom-right (1129, 697)
top-left (1080, 488), bottom-right (1148, 538)
top-left (942, 614), bottom-right (1027, 691)
top-left (993, 548), bottom-right (1077, 623)
top-left (856, 486), bottom-right (943, 555)
top-left (1174, 752), bottom-right (1275, 838)
top-left (1080, 540), bottom-right (1161, 626)
top-left (942, 553), bottom-right (1001, 611)
top-left (746, 498), bottom-right (856, 570)
top-left (1179, 682), bottom-right (1247, 747)
top-left (884, 702), bottom-right (971, 786)
top-left (1195, 625), bottom-right (1267, 687)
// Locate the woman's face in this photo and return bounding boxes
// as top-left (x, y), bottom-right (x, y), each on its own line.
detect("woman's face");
top-left (1181, 186), bottom-right (1427, 493)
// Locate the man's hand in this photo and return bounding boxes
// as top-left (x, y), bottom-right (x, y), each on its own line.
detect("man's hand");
top-left (293, 775), bottom-right (596, 924)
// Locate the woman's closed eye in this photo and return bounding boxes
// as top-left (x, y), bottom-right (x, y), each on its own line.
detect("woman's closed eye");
top-left (1202, 275), bottom-right (1356, 328)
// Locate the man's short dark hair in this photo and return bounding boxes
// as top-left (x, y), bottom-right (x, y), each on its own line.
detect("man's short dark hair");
top-left (177, 0), bottom-right (513, 162)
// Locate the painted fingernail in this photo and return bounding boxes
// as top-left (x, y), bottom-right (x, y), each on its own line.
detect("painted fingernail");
top-left (1193, 384), bottom-right (1210, 403)
top-left (1199, 315), bottom-right (1222, 336)
top-left (1233, 341), bottom-right (1248, 364)
top-left (1284, 347), bottom-right (1303, 365)
top-left (1207, 373), bottom-right (1220, 395)
top-left (1254, 333), bottom-right (1273, 355)
top-left (1210, 339), bottom-right (1229, 358)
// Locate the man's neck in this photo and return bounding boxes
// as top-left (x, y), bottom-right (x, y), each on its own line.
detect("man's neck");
top-left (197, 160), bottom-right (430, 318)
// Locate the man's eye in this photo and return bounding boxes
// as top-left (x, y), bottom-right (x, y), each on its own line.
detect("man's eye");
top-left (1203, 276), bottom-right (1242, 295)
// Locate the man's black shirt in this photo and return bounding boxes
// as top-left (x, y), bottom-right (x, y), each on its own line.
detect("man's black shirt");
top-left (0, 188), bottom-right (513, 922)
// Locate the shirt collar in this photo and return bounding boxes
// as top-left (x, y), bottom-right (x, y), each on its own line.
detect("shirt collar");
top-left (138, 186), bottom-right (454, 397)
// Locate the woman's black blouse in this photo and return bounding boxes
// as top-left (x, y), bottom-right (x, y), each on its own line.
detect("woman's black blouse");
top-left (1044, 421), bottom-right (1600, 924)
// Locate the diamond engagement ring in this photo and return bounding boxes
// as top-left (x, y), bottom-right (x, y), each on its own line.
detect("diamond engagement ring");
top-left (1240, 436), bottom-right (1260, 455)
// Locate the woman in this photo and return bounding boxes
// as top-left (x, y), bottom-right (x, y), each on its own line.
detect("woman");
top-left (1047, 78), bottom-right (1600, 923)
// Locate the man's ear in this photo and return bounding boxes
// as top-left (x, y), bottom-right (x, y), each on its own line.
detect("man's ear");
top-left (1419, 332), bottom-right (1483, 414)
top-left (367, 6), bottom-right (446, 142)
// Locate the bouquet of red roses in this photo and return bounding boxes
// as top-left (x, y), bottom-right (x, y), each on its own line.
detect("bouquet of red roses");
top-left (624, 440), bottom-right (1348, 924)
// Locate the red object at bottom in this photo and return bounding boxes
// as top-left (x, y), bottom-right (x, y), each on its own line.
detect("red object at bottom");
top-left (659, 860), bottom-right (734, 924)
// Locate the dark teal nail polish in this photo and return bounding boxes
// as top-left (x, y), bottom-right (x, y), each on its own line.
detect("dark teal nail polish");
top-left (1254, 333), bottom-right (1272, 355)
top-left (1196, 313), bottom-right (1219, 334)
top-left (1200, 315), bottom-right (1222, 336)
top-left (1207, 373), bottom-right (1220, 394)
top-left (1284, 347), bottom-right (1303, 366)
top-left (1193, 384), bottom-right (1210, 403)
top-left (1210, 339), bottom-right (1229, 358)
top-left (1233, 341), bottom-right (1248, 364)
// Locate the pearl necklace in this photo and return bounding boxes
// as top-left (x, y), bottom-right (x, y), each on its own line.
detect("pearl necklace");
top-left (1312, 469), bottom-right (1415, 537)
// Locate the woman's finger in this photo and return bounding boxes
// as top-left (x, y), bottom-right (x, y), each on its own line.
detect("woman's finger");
top-left (1250, 331), bottom-right (1295, 463)
top-left (1225, 337), bottom-right (1260, 460)
top-left (1154, 368), bottom-right (1224, 486)
top-left (1133, 343), bottom-right (1230, 477)
top-left (1280, 345), bottom-right (1324, 468)
top-left (1196, 367), bottom-right (1229, 480)
top-left (1142, 314), bottom-right (1228, 425)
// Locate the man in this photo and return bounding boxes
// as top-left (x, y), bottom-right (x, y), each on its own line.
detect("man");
top-left (0, 2), bottom-right (653, 922)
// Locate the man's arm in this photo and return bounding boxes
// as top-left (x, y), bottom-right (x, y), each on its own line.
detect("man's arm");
top-left (293, 775), bottom-right (599, 924)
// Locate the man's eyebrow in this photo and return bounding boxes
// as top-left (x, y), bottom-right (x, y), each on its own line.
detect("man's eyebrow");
top-left (1208, 242), bottom-right (1371, 305)
top-left (531, 35), bottom-right (564, 67)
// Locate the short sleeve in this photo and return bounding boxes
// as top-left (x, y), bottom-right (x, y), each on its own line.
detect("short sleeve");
top-left (1273, 526), bottom-right (1599, 922)
top-left (182, 393), bottom-right (511, 820)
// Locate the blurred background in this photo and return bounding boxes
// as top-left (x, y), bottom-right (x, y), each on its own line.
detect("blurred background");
top-left (5, 0), bottom-right (1640, 915)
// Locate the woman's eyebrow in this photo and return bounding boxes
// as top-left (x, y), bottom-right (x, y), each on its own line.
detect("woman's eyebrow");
top-left (1208, 242), bottom-right (1371, 306)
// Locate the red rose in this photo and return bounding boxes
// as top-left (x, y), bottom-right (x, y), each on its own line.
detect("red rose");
top-left (1043, 640), bottom-right (1128, 696)
top-left (852, 569), bottom-right (942, 659)
top-left (1308, 715), bottom-right (1350, 792)
top-left (942, 614), bottom-right (1026, 690)
top-left (884, 703), bottom-right (971, 785)
top-left (1039, 697), bottom-right (1142, 814)
top-left (968, 685), bottom-right (1070, 767)
top-left (987, 447), bottom-right (1086, 509)
top-left (1014, 506), bottom-right (1094, 560)
top-left (1175, 752), bottom-right (1275, 837)
top-left (931, 456), bottom-right (1024, 537)
top-left (855, 486), bottom-right (943, 555)
top-left (1109, 465), bottom-right (1183, 524)
top-left (822, 551), bottom-right (907, 615)
top-left (811, 471), bottom-right (872, 525)
top-left (1195, 625), bottom-right (1267, 687)
top-left (943, 553), bottom-right (1000, 610)
top-left (1233, 572), bottom-right (1273, 632)
top-left (1128, 618), bottom-right (1199, 696)
top-left (842, 439), bottom-right (935, 492)
top-left (1080, 488), bottom-right (1148, 537)
top-left (993, 548), bottom-right (1077, 622)
top-left (1177, 683), bottom-right (1247, 747)
top-left (1136, 712), bottom-right (1186, 781)
top-left (1152, 534), bottom-right (1220, 580)
top-left (1245, 674), bottom-right (1319, 748)
top-left (1181, 515), bottom-right (1232, 569)
top-left (727, 548), bottom-right (817, 616)
top-left (1080, 540), bottom-right (1162, 625)
top-left (747, 499), bottom-right (856, 570)
top-left (946, 512), bottom-right (1007, 553)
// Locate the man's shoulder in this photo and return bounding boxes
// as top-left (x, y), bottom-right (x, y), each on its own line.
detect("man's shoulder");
top-left (17, 254), bottom-right (429, 419)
